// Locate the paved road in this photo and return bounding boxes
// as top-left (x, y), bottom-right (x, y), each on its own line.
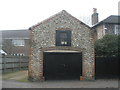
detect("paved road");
top-left (1, 79), bottom-right (119, 88)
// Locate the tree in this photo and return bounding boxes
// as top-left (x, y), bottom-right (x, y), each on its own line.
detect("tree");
top-left (95, 35), bottom-right (119, 57)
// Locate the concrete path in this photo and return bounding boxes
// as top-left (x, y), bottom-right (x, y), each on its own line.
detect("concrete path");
top-left (1, 79), bottom-right (119, 88)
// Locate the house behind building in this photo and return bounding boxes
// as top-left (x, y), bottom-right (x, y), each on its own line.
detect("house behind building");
top-left (2, 30), bottom-right (30, 56)
top-left (91, 8), bottom-right (120, 41)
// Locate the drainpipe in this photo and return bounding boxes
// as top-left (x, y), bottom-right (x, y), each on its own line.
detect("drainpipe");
top-left (102, 23), bottom-right (106, 37)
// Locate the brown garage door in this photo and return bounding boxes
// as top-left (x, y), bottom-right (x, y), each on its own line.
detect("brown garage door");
top-left (43, 52), bottom-right (82, 80)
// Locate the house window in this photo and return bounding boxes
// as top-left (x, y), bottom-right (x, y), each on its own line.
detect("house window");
top-left (12, 39), bottom-right (25, 46)
top-left (114, 25), bottom-right (120, 35)
top-left (56, 30), bottom-right (71, 46)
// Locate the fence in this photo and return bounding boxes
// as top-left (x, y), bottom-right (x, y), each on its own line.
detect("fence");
top-left (95, 56), bottom-right (118, 79)
top-left (0, 55), bottom-right (118, 78)
top-left (0, 55), bottom-right (29, 73)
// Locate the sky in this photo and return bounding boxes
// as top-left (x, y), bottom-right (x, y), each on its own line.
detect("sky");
top-left (0, 0), bottom-right (119, 30)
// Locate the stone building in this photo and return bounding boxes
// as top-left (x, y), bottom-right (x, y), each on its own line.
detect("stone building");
top-left (28, 10), bottom-right (95, 81)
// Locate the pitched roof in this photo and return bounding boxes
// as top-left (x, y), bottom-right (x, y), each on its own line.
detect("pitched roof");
top-left (29, 10), bottom-right (91, 30)
top-left (2, 30), bottom-right (30, 39)
top-left (102, 15), bottom-right (120, 23)
top-left (92, 15), bottom-right (120, 28)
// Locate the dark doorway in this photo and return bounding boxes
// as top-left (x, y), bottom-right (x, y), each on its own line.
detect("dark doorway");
top-left (43, 52), bottom-right (82, 80)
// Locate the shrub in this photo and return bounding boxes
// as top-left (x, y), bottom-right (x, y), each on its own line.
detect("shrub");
top-left (95, 35), bottom-right (119, 57)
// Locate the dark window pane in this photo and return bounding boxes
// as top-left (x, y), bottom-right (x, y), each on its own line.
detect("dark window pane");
top-left (56, 30), bottom-right (71, 46)
top-left (60, 32), bottom-right (67, 38)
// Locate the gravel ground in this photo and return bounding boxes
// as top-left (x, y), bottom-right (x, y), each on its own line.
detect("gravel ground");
top-left (1, 79), bottom-right (119, 88)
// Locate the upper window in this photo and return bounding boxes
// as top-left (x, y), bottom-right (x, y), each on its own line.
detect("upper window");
top-left (12, 39), bottom-right (25, 46)
top-left (56, 30), bottom-right (71, 46)
top-left (114, 25), bottom-right (120, 35)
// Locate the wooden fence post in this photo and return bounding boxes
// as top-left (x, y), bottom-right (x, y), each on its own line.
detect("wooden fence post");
top-left (19, 56), bottom-right (21, 70)
top-left (12, 56), bottom-right (14, 72)
top-left (3, 55), bottom-right (6, 73)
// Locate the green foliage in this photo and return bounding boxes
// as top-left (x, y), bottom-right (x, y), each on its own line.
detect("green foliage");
top-left (95, 35), bottom-right (119, 57)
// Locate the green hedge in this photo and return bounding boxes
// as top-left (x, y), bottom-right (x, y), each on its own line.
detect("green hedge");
top-left (95, 35), bottom-right (119, 57)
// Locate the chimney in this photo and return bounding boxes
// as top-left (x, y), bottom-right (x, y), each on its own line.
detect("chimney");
top-left (92, 8), bottom-right (99, 25)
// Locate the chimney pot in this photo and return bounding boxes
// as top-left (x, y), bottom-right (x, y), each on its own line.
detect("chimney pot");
top-left (93, 8), bottom-right (97, 13)
top-left (92, 8), bottom-right (99, 25)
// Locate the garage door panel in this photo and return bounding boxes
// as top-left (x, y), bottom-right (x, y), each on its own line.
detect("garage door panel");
top-left (43, 52), bottom-right (82, 80)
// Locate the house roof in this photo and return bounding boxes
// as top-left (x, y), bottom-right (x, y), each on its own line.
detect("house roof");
top-left (92, 15), bottom-right (120, 28)
top-left (2, 30), bottom-right (30, 39)
top-left (29, 10), bottom-right (91, 30)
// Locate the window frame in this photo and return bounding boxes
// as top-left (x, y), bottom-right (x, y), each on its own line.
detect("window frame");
top-left (114, 25), bottom-right (120, 35)
top-left (12, 39), bottom-right (25, 46)
top-left (56, 30), bottom-right (71, 46)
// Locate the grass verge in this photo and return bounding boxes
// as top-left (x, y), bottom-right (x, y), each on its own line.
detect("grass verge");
top-left (2, 70), bottom-right (28, 82)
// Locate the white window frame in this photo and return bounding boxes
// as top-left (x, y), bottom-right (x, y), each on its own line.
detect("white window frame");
top-left (12, 39), bottom-right (25, 46)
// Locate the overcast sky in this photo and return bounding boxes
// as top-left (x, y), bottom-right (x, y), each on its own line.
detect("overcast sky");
top-left (0, 0), bottom-right (119, 30)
